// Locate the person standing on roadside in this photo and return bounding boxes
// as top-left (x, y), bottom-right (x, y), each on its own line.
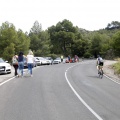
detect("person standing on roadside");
top-left (18, 51), bottom-right (24, 77)
top-left (26, 50), bottom-right (34, 77)
top-left (12, 54), bottom-right (18, 76)
top-left (61, 55), bottom-right (63, 62)
top-left (68, 55), bottom-right (71, 62)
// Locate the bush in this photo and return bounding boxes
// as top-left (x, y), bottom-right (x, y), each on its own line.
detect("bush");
top-left (113, 58), bottom-right (120, 75)
top-left (83, 52), bottom-right (91, 58)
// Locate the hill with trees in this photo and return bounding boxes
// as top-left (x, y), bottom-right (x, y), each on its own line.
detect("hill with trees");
top-left (0, 20), bottom-right (120, 62)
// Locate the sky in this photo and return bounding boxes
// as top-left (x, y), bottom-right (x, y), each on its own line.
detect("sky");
top-left (0, 0), bottom-right (120, 32)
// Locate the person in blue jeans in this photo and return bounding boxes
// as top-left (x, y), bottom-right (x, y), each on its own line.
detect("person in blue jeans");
top-left (27, 50), bottom-right (34, 77)
top-left (18, 51), bottom-right (24, 77)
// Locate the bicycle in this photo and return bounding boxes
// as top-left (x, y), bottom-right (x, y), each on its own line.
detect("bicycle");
top-left (98, 66), bottom-right (103, 79)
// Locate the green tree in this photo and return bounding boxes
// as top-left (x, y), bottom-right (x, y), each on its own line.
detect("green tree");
top-left (29, 21), bottom-right (51, 56)
top-left (91, 33), bottom-right (102, 57)
top-left (3, 43), bottom-right (15, 62)
top-left (0, 22), bottom-right (30, 61)
top-left (106, 21), bottom-right (120, 30)
top-left (17, 29), bottom-right (30, 55)
top-left (0, 22), bottom-right (18, 60)
top-left (30, 21), bottom-right (42, 34)
top-left (48, 19), bottom-right (78, 56)
top-left (112, 31), bottom-right (120, 56)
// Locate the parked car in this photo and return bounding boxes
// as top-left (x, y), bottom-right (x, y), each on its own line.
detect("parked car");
top-left (0, 58), bottom-right (11, 74)
top-left (33, 58), bottom-right (37, 67)
top-left (44, 57), bottom-right (53, 65)
top-left (34, 57), bottom-right (42, 66)
top-left (38, 57), bottom-right (50, 65)
top-left (53, 57), bottom-right (61, 64)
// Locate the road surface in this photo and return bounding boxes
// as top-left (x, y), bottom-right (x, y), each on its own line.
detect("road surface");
top-left (0, 60), bottom-right (120, 120)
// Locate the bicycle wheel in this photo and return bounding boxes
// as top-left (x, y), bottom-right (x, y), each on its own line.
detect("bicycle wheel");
top-left (99, 70), bottom-right (103, 79)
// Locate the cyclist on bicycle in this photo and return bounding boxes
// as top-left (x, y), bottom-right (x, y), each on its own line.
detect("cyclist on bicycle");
top-left (96, 55), bottom-right (104, 74)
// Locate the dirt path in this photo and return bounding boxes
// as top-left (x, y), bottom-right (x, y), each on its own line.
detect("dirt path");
top-left (104, 60), bottom-right (120, 83)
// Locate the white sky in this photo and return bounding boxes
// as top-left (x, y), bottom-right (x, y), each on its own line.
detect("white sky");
top-left (0, 0), bottom-right (120, 32)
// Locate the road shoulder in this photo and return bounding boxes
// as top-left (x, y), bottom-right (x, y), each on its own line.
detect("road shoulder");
top-left (104, 60), bottom-right (120, 83)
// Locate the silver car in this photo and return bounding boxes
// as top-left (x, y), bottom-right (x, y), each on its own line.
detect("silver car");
top-left (38, 57), bottom-right (50, 65)
top-left (53, 57), bottom-right (61, 64)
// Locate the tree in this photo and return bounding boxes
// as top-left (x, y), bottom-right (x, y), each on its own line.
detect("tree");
top-left (91, 33), bottom-right (102, 57)
top-left (0, 22), bottom-right (18, 60)
top-left (17, 29), bottom-right (30, 55)
top-left (30, 21), bottom-right (42, 34)
top-left (0, 22), bottom-right (30, 61)
top-left (29, 21), bottom-right (51, 56)
top-left (3, 43), bottom-right (15, 62)
top-left (106, 21), bottom-right (120, 30)
top-left (48, 19), bottom-right (78, 56)
top-left (112, 31), bottom-right (120, 56)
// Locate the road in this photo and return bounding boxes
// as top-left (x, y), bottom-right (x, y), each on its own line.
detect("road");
top-left (0, 66), bottom-right (14, 83)
top-left (0, 60), bottom-right (120, 120)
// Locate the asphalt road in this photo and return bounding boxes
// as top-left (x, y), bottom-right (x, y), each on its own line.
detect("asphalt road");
top-left (0, 60), bottom-right (120, 120)
top-left (0, 66), bottom-right (14, 83)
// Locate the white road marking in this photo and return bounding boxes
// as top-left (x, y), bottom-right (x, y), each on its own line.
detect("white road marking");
top-left (65, 64), bottom-right (103, 120)
top-left (104, 74), bottom-right (120, 84)
top-left (0, 76), bottom-right (16, 86)
top-left (81, 61), bottom-right (120, 85)
top-left (0, 66), bottom-right (43, 86)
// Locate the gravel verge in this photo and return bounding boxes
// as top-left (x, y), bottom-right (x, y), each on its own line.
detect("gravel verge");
top-left (104, 60), bottom-right (120, 83)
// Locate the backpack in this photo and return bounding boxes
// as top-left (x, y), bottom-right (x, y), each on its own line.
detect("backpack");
top-left (12, 56), bottom-right (18, 65)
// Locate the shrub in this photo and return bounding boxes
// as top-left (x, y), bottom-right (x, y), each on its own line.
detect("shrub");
top-left (83, 52), bottom-right (91, 58)
top-left (113, 58), bottom-right (120, 75)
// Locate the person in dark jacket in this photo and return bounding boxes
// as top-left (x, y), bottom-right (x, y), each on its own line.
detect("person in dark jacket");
top-left (18, 51), bottom-right (24, 77)
top-left (12, 54), bottom-right (18, 76)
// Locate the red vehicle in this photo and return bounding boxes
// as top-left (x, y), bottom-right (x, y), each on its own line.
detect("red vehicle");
top-left (65, 59), bottom-right (73, 63)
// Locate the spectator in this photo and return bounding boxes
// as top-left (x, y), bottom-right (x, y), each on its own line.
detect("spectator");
top-left (68, 55), bottom-right (71, 62)
top-left (18, 51), bottom-right (24, 77)
top-left (26, 50), bottom-right (34, 77)
top-left (12, 54), bottom-right (18, 76)
top-left (61, 55), bottom-right (63, 62)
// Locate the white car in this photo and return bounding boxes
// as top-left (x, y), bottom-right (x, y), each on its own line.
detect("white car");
top-left (53, 57), bottom-right (61, 64)
top-left (0, 58), bottom-right (11, 74)
top-left (34, 57), bottom-right (41, 66)
top-left (44, 57), bottom-right (53, 65)
top-left (38, 57), bottom-right (50, 65)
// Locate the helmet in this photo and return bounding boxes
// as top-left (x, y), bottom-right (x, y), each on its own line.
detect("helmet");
top-left (97, 55), bottom-right (100, 57)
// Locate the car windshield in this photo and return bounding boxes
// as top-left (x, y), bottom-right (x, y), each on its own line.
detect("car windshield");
top-left (55, 58), bottom-right (61, 60)
top-left (0, 58), bottom-right (5, 63)
top-left (45, 57), bottom-right (52, 60)
top-left (34, 57), bottom-right (39, 60)
top-left (39, 57), bottom-right (45, 60)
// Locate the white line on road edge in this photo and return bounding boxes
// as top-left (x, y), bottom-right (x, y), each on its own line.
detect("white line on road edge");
top-left (0, 66), bottom-right (44, 87)
top-left (65, 65), bottom-right (103, 120)
top-left (104, 74), bottom-right (120, 85)
top-left (0, 76), bottom-right (16, 86)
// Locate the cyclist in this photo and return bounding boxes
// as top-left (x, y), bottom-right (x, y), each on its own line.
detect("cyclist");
top-left (96, 55), bottom-right (104, 74)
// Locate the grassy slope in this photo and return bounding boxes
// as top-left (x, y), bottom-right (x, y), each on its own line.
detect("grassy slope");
top-left (112, 58), bottom-right (120, 75)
